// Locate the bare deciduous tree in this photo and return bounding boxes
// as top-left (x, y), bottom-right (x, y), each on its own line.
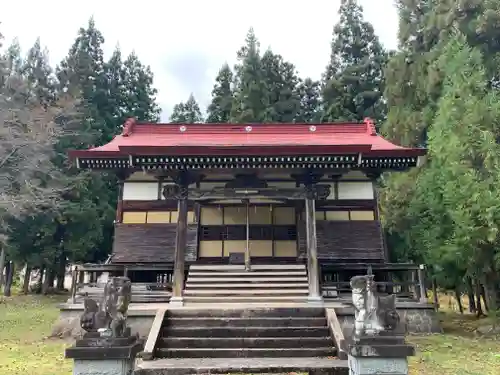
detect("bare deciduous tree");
top-left (0, 66), bottom-right (80, 288)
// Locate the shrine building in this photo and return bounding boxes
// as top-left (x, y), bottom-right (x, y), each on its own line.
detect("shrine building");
top-left (68, 118), bottom-right (426, 305)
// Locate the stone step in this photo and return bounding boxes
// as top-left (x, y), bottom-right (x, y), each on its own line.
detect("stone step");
top-left (185, 277), bottom-right (308, 282)
top-left (184, 289), bottom-right (308, 296)
top-left (161, 326), bottom-right (329, 338)
top-left (165, 307), bottom-right (326, 318)
top-left (164, 317), bottom-right (327, 328)
top-left (157, 336), bottom-right (331, 349)
top-left (135, 357), bottom-right (349, 375)
top-left (184, 283), bottom-right (308, 288)
top-left (189, 264), bottom-right (306, 271)
top-left (182, 295), bottom-right (309, 302)
top-left (188, 271), bottom-right (307, 276)
top-left (155, 347), bottom-right (336, 358)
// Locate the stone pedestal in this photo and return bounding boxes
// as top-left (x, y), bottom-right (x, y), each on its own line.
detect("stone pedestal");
top-left (347, 335), bottom-right (415, 375)
top-left (65, 334), bottom-right (142, 375)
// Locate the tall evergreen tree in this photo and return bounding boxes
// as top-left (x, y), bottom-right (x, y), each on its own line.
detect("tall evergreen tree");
top-left (408, 34), bottom-right (500, 309)
top-left (382, 1), bottom-right (500, 307)
top-left (383, 0), bottom-right (500, 146)
top-left (122, 52), bottom-right (160, 122)
top-left (321, 0), bottom-right (387, 123)
top-left (21, 38), bottom-right (57, 106)
top-left (206, 63), bottom-right (233, 123)
top-left (57, 17), bottom-right (109, 145)
top-left (260, 50), bottom-right (300, 123)
top-left (170, 93), bottom-right (203, 123)
top-left (230, 28), bottom-right (268, 123)
top-left (296, 78), bottom-right (321, 123)
top-left (4, 38), bottom-right (22, 76)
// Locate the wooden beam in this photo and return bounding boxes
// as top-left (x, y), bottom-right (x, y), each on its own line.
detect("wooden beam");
top-left (163, 185), bottom-right (332, 201)
top-left (76, 264), bottom-right (174, 272)
top-left (319, 262), bottom-right (420, 271)
top-left (326, 308), bottom-right (347, 360)
top-left (142, 309), bottom-right (166, 360)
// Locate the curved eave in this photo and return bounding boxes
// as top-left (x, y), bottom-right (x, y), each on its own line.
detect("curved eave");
top-left (68, 149), bottom-right (124, 159)
top-left (117, 144), bottom-right (373, 156)
top-left (70, 146), bottom-right (427, 171)
top-left (367, 148), bottom-right (427, 157)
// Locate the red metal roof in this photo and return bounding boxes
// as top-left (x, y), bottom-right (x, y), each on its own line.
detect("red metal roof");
top-left (69, 118), bottom-right (425, 158)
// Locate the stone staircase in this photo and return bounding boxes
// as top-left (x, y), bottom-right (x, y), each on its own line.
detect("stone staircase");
top-left (183, 264), bottom-right (309, 303)
top-left (155, 307), bottom-right (337, 359)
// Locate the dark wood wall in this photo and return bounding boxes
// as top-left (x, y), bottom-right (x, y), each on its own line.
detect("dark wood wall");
top-left (297, 220), bottom-right (385, 262)
top-left (112, 223), bottom-right (198, 263)
top-left (111, 221), bottom-right (385, 264)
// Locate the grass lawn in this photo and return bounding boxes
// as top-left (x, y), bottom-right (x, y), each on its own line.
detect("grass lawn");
top-left (0, 295), bottom-right (72, 375)
top-left (408, 313), bottom-right (500, 374)
top-left (0, 295), bottom-right (500, 375)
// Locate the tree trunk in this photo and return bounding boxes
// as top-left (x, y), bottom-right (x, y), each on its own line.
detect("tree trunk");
top-left (56, 253), bottom-right (66, 290)
top-left (23, 265), bottom-right (32, 294)
top-left (484, 269), bottom-right (500, 312)
top-left (454, 288), bottom-right (464, 314)
top-left (475, 278), bottom-right (484, 317)
top-left (0, 247), bottom-right (5, 289)
top-left (42, 268), bottom-right (52, 295)
top-left (432, 278), bottom-right (439, 311)
top-left (48, 267), bottom-right (56, 290)
top-left (4, 261), bottom-right (14, 297)
top-left (466, 277), bottom-right (476, 313)
top-left (481, 284), bottom-right (489, 312)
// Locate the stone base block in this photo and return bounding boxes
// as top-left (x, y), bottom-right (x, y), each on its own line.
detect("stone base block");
top-left (307, 295), bottom-right (324, 305)
top-left (169, 296), bottom-right (184, 306)
top-left (73, 358), bottom-right (134, 375)
top-left (348, 356), bottom-right (408, 375)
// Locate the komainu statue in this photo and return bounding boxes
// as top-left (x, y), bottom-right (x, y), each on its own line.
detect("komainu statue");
top-left (351, 270), bottom-right (400, 340)
top-left (80, 277), bottom-right (132, 338)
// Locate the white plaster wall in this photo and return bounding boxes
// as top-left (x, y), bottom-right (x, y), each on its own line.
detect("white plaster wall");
top-left (340, 171), bottom-right (370, 181)
top-left (126, 171), bottom-right (156, 181)
top-left (269, 181), bottom-right (297, 189)
top-left (199, 181), bottom-right (227, 190)
top-left (122, 182), bottom-right (158, 200)
top-left (338, 181), bottom-right (374, 200)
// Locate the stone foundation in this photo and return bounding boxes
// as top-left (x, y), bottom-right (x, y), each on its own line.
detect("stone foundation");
top-left (52, 302), bottom-right (441, 340)
top-left (51, 305), bottom-right (155, 340)
top-left (336, 303), bottom-right (441, 336)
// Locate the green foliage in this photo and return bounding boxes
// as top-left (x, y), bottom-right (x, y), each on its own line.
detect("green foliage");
top-left (230, 28), bottom-right (268, 123)
top-left (322, 0), bottom-right (388, 123)
top-left (206, 63), bottom-right (233, 123)
top-left (383, 33), bottom-right (500, 308)
top-left (260, 50), bottom-right (301, 122)
top-left (382, 2), bottom-right (500, 309)
top-left (296, 78), bottom-right (322, 123)
top-left (169, 93), bottom-right (204, 123)
top-left (425, 34), bottom-right (500, 269)
top-left (1, 18), bottom-right (160, 286)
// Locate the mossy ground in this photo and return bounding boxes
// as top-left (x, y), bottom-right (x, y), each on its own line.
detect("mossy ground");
top-left (0, 294), bottom-right (499, 375)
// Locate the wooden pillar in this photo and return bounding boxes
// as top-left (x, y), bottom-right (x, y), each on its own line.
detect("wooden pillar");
top-left (292, 172), bottom-right (329, 303)
top-left (305, 186), bottom-right (321, 302)
top-left (168, 173), bottom-right (191, 305)
top-left (70, 266), bottom-right (78, 304)
top-left (115, 171), bottom-right (132, 224)
top-left (172, 197), bottom-right (188, 302)
top-left (418, 265), bottom-right (427, 303)
top-left (115, 181), bottom-right (124, 223)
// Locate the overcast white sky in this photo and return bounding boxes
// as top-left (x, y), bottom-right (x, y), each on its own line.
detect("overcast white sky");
top-left (2, 0), bottom-right (399, 121)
